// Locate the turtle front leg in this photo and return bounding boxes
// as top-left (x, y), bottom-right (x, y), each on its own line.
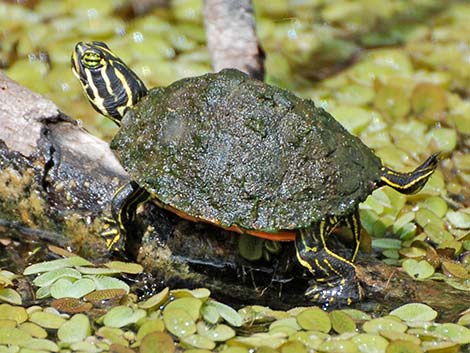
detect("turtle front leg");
top-left (295, 213), bottom-right (361, 306)
top-left (102, 181), bottom-right (151, 252)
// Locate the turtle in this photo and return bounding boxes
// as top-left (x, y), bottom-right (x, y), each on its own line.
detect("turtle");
top-left (71, 41), bottom-right (438, 305)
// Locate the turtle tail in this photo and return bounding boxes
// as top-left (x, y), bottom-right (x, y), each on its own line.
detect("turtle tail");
top-left (379, 153), bottom-right (439, 195)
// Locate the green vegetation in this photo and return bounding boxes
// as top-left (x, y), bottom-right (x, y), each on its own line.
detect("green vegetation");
top-left (1, 0), bottom-right (470, 351)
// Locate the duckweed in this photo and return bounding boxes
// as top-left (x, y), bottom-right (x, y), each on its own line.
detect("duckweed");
top-left (0, 297), bottom-right (469, 352)
top-left (389, 303), bottom-right (437, 322)
top-left (57, 313), bottom-right (91, 343)
top-left (402, 259), bottom-right (435, 280)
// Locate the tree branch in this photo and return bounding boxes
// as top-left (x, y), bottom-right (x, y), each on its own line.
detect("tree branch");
top-left (203, 0), bottom-right (265, 80)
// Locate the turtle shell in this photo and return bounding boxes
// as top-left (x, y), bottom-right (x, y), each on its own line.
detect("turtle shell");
top-left (111, 69), bottom-right (382, 234)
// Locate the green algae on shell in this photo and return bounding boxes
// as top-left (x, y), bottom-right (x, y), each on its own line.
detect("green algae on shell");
top-left (111, 68), bottom-right (383, 233)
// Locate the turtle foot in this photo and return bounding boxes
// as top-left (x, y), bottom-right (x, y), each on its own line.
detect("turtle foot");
top-left (305, 276), bottom-right (362, 307)
top-left (100, 217), bottom-right (126, 253)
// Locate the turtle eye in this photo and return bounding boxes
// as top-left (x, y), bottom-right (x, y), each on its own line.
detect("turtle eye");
top-left (81, 51), bottom-right (103, 69)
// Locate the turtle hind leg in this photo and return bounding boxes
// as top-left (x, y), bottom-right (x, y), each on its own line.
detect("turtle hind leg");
top-left (380, 153), bottom-right (439, 195)
top-left (343, 209), bottom-right (361, 263)
top-left (102, 181), bottom-right (150, 252)
top-left (295, 215), bottom-right (361, 306)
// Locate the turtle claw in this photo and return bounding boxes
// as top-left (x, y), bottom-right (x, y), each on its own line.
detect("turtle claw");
top-left (305, 277), bottom-right (362, 307)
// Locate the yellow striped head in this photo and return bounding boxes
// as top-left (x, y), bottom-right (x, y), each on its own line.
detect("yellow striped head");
top-left (71, 41), bottom-right (148, 125)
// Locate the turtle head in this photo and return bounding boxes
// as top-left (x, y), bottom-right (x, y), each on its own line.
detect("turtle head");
top-left (71, 41), bottom-right (148, 125)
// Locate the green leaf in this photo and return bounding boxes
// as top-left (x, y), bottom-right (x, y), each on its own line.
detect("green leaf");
top-left (0, 327), bottom-right (32, 345)
top-left (351, 333), bottom-right (388, 353)
top-left (139, 287), bottom-right (169, 309)
top-left (362, 317), bottom-right (407, 334)
top-left (140, 332), bottom-right (175, 353)
top-left (0, 289), bottom-right (22, 305)
top-left (136, 319), bottom-right (165, 341)
top-left (402, 259), bottom-right (435, 280)
top-left (23, 257), bottom-right (93, 275)
top-left (50, 278), bottom-right (95, 299)
top-left (75, 266), bottom-right (121, 275)
top-left (196, 321), bottom-right (235, 342)
top-left (341, 309), bottom-right (371, 321)
top-left (57, 314), bottom-right (91, 343)
top-left (180, 334), bottom-right (215, 350)
top-left (103, 261), bottom-right (143, 274)
top-left (330, 310), bottom-right (356, 334)
top-left (205, 301), bottom-right (243, 327)
top-left (296, 308), bottom-right (331, 333)
top-left (0, 304), bottom-right (27, 324)
top-left (238, 233), bottom-right (263, 261)
top-left (102, 306), bottom-right (146, 328)
top-left (86, 275), bottom-right (130, 293)
top-left (447, 211), bottom-right (470, 229)
top-left (201, 302), bottom-right (220, 324)
top-left (371, 238), bottom-right (402, 250)
top-left (33, 268), bottom-right (82, 287)
top-left (231, 332), bottom-right (286, 349)
top-left (318, 339), bottom-right (359, 353)
top-left (36, 285), bottom-right (51, 299)
top-left (18, 322), bottom-right (47, 339)
top-left (163, 308), bottom-right (196, 338)
top-left (29, 311), bottom-right (66, 329)
top-left (164, 297), bottom-right (202, 321)
top-left (431, 323), bottom-right (470, 344)
top-left (390, 303), bottom-right (437, 322)
top-left (22, 338), bottom-right (59, 352)
top-left (386, 340), bottom-right (423, 353)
